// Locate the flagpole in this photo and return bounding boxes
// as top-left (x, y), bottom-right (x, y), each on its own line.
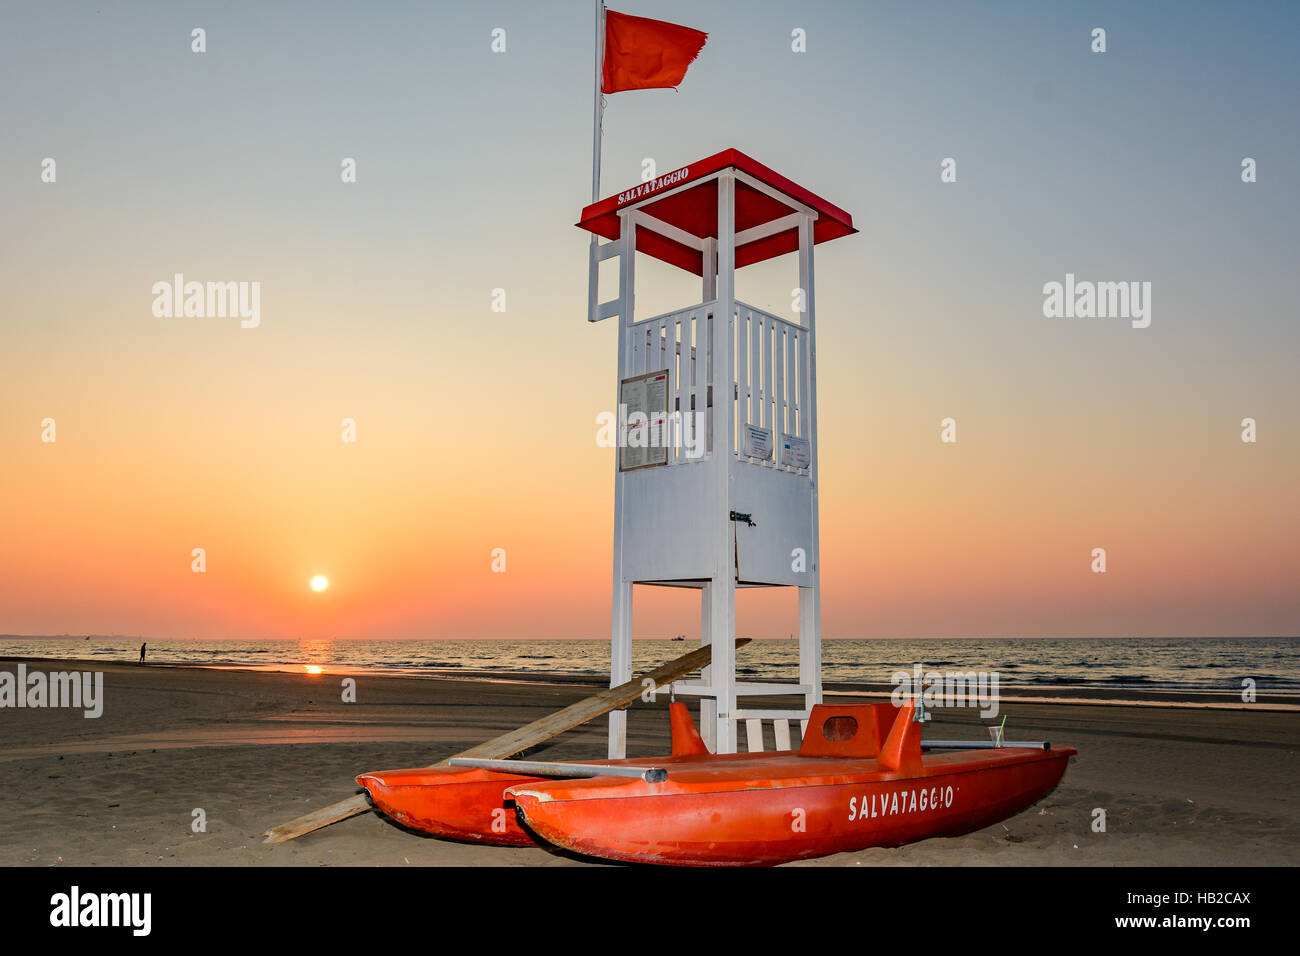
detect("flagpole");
top-left (592, 0), bottom-right (605, 203)
top-left (587, 0), bottom-right (605, 322)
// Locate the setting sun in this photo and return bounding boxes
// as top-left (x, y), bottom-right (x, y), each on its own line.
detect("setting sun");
top-left (310, 575), bottom-right (328, 592)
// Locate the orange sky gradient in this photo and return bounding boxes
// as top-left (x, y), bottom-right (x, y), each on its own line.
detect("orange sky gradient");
top-left (2, 2), bottom-right (1296, 642)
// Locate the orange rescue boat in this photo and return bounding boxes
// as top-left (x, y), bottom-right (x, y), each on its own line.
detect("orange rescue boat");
top-left (356, 702), bottom-right (716, 846)
top-left (357, 701), bottom-right (1075, 865)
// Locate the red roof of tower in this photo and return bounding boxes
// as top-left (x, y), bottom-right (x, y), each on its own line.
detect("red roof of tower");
top-left (576, 148), bottom-right (856, 276)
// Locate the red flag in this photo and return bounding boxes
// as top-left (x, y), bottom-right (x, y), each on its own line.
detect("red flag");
top-left (601, 9), bottom-right (708, 94)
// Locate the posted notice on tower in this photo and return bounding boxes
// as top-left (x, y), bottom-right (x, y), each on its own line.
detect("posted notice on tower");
top-left (619, 370), bottom-right (670, 471)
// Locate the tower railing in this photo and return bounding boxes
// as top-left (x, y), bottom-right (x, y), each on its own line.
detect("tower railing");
top-left (732, 300), bottom-right (811, 474)
top-left (624, 298), bottom-right (813, 475)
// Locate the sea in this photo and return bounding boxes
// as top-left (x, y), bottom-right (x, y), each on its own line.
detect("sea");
top-left (2, 635), bottom-right (1297, 698)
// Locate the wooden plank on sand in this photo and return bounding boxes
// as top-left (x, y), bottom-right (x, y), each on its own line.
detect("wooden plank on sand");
top-left (262, 638), bottom-right (749, 844)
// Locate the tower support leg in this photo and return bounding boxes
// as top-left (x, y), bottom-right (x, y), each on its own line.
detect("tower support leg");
top-left (608, 580), bottom-right (633, 758)
top-left (710, 574), bottom-right (737, 753)
top-left (798, 584), bottom-right (822, 715)
top-left (699, 582), bottom-right (716, 752)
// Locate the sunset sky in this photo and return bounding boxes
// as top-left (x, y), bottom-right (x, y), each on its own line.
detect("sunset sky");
top-left (2, 1), bottom-right (1296, 642)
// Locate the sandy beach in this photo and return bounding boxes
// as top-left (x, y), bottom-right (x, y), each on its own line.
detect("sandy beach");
top-left (1, 657), bottom-right (1296, 867)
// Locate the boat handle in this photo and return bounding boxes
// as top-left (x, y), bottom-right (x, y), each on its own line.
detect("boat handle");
top-left (449, 757), bottom-right (668, 782)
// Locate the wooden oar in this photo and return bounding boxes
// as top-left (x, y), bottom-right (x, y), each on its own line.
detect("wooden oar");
top-left (262, 638), bottom-right (748, 843)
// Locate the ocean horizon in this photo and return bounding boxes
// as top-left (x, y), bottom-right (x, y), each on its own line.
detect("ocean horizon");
top-left (4, 635), bottom-right (1297, 696)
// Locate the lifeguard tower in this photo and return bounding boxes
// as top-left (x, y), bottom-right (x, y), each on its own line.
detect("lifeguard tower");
top-left (580, 149), bottom-right (857, 757)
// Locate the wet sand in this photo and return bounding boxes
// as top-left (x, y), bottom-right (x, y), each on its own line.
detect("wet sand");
top-left (1, 658), bottom-right (1296, 866)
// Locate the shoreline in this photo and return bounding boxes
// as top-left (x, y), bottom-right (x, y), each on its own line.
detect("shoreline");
top-left (3, 654), bottom-right (1297, 712)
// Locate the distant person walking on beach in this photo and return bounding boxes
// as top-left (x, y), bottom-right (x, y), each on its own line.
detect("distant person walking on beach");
top-left (139, 642), bottom-right (146, 663)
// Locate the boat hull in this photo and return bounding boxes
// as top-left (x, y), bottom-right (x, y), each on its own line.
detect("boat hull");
top-left (507, 747), bottom-right (1075, 866)
top-left (357, 766), bottom-right (539, 845)
top-left (356, 748), bottom-right (777, 846)
top-left (358, 702), bottom-right (1076, 864)
top-left (356, 701), bottom-right (720, 846)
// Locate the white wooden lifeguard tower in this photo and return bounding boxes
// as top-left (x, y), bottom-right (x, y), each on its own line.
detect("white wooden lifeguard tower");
top-left (580, 149), bottom-right (857, 757)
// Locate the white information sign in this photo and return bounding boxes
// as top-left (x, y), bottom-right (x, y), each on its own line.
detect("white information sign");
top-left (742, 423), bottom-right (773, 461)
top-left (779, 433), bottom-right (810, 470)
top-left (619, 370), bottom-right (671, 471)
